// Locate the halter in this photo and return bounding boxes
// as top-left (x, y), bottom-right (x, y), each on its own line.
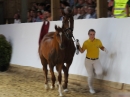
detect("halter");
top-left (63, 28), bottom-right (76, 44)
top-left (62, 16), bottom-right (76, 42)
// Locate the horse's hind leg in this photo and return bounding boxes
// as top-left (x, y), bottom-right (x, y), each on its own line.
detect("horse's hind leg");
top-left (56, 64), bottom-right (63, 96)
top-left (40, 56), bottom-right (48, 89)
top-left (49, 65), bottom-right (56, 89)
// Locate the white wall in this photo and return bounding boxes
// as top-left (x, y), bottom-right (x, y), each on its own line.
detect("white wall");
top-left (1, 18), bottom-right (130, 84)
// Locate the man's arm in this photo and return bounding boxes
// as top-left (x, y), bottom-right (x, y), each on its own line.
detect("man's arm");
top-left (79, 45), bottom-right (85, 53)
top-left (100, 46), bottom-right (108, 53)
top-left (100, 46), bottom-right (105, 51)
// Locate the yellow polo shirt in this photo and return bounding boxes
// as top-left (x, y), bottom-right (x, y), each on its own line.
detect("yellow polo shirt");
top-left (82, 38), bottom-right (103, 58)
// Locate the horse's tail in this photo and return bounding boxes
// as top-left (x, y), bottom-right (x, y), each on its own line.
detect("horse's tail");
top-left (38, 21), bottom-right (50, 45)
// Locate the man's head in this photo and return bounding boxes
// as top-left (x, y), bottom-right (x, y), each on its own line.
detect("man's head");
top-left (87, 6), bottom-right (95, 14)
top-left (80, 6), bottom-right (85, 15)
top-left (78, 0), bottom-right (85, 5)
top-left (88, 29), bottom-right (95, 40)
top-left (73, 7), bottom-right (78, 15)
top-left (84, 5), bottom-right (88, 13)
top-left (38, 3), bottom-right (45, 10)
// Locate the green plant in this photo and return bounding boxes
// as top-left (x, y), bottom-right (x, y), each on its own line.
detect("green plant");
top-left (0, 34), bottom-right (12, 71)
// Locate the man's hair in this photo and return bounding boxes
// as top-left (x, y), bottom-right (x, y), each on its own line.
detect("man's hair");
top-left (88, 29), bottom-right (96, 34)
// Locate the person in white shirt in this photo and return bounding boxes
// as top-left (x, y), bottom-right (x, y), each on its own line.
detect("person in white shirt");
top-left (85, 6), bottom-right (97, 19)
top-left (14, 13), bottom-right (21, 24)
top-left (73, 7), bottom-right (80, 19)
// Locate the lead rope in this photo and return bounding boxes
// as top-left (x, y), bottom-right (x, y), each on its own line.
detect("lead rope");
top-left (72, 35), bottom-right (79, 55)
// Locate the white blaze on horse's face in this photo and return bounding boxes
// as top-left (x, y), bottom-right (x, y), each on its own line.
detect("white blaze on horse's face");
top-left (58, 32), bottom-right (65, 49)
top-left (59, 32), bottom-right (62, 42)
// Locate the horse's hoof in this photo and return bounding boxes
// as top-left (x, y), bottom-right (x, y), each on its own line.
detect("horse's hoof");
top-left (64, 89), bottom-right (68, 92)
top-left (59, 93), bottom-right (63, 96)
top-left (50, 86), bottom-right (54, 89)
top-left (45, 84), bottom-right (49, 90)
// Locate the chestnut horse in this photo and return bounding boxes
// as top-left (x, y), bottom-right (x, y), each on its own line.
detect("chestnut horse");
top-left (39, 12), bottom-right (76, 96)
top-left (39, 24), bottom-right (68, 96)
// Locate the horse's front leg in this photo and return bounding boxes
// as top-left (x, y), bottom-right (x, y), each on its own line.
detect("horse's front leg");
top-left (63, 62), bottom-right (72, 91)
top-left (56, 64), bottom-right (64, 96)
top-left (62, 65), bottom-right (68, 92)
top-left (49, 65), bottom-right (56, 89)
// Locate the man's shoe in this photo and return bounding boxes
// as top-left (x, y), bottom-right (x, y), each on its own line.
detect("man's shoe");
top-left (89, 88), bottom-right (95, 94)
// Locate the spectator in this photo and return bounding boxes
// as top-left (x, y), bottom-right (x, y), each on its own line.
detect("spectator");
top-left (36, 11), bottom-right (43, 22)
top-left (84, 5), bottom-right (89, 18)
top-left (32, 2), bottom-right (38, 10)
top-left (112, 0), bottom-right (129, 18)
top-left (76, 0), bottom-right (86, 7)
top-left (78, 6), bottom-right (86, 19)
top-left (68, 0), bottom-right (75, 8)
top-left (14, 13), bottom-right (21, 23)
top-left (73, 7), bottom-right (80, 19)
top-left (27, 10), bottom-right (34, 22)
top-left (108, 0), bottom-right (113, 15)
top-left (85, 0), bottom-right (96, 8)
top-left (27, 10), bottom-right (38, 22)
top-left (59, 9), bottom-right (64, 20)
top-left (60, 1), bottom-right (70, 9)
top-left (43, 10), bottom-right (52, 21)
top-left (85, 6), bottom-right (97, 19)
top-left (46, 10), bottom-right (52, 21)
top-left (38, 3), bottom-right (45, 13)
top-left (44, 3), bottom-right (51, 12)
top-left (32, 11), bottom-right (37, 22)
top-left (42, 11), bottom-right (47, 21)
top-left (77, 6), bottom-right (82, 15)
top-left (73, 0), bottom-right (78, 8)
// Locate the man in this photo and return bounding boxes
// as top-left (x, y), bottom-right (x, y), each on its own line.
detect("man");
top-left (78, 6), bottom-right (86, 19)
top-left (73, 7), bottom-right (80, 19)
top-left (113, 0), bottom-right (129, 18)
top-left (85, 6), bottom-right (97, 19)
top-left (78, 29), bottom-right (108, 94)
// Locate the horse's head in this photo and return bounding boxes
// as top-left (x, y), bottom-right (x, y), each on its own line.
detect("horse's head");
top-left (62, 16), bottom-right (73, 39)
top-left (55, 25), bottom-right (66, 50)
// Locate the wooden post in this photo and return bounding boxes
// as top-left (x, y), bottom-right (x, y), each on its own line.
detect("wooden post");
top-left (21, 0), bottom-right (28, 23)
top-left (0, 0), bottom-right (4, 24)
top-left (97, 0), bottom-right (108, 18)
top-left (51, 0), bottom-right (60, 21)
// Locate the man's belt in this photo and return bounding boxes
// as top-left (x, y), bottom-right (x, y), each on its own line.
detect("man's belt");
top-left (86, 57), bottom-right (98, 60)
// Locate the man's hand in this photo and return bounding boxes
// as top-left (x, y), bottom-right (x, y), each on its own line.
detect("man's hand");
top-left (76, 39), bottom-right (80, 55)
top-left (104, 48), bottom-right (108, 54)
top-left (76, 39), bottom-right (80, 49)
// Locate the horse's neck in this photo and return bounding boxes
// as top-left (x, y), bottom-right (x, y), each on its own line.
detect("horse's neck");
top-left (62, 24), bottom-right (69, 29)
top-left (62, 20), bottom-right (70, 29)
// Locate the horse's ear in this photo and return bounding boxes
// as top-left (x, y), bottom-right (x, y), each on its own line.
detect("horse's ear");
top-left (71, 10), bottom-right (74, 16)
top-left (61, 9), bottom-right (66, 16)
top-left (55, 25), bottom-right (58, 31)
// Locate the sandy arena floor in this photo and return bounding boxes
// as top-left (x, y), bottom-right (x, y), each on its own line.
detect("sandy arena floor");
top-left (0, 65), bottom-right (124, 97)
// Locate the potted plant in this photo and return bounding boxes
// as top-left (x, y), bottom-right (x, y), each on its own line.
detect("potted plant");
top-left (0, 34), bottom-right (12, 72)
